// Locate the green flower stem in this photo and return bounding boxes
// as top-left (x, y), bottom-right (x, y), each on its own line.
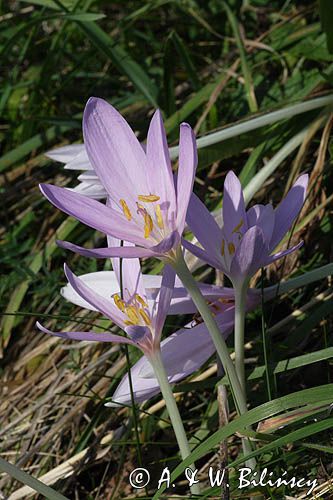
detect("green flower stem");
top-left (148, 350), bottom-right (201, 496)
top-left (172, 252), bottom-right (247, 417)
top-left (234, 283), bottom-right (248, 395)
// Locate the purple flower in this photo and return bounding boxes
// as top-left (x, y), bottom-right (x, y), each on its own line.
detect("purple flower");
top-left (183, 171), bottom-right (309, 287)
top-left (37, 255), bottom-right (176, 357)
top-left (108, 290), bottom-right (261, 406)
top-left (40, 97), bottom-right (197, 260)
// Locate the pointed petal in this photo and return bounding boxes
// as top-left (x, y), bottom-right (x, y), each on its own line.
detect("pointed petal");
top-left (264, 241), bottom-right (303, 265)
top-left (65, 149), bottom-right (92, 170)
top-left (108, 312), bottom-right (235, 406)
top-left (186, 193), bottom-right (222, 258)
top-left (57, 240), bottom-right (165, 259)
top-left (153, 265), bottom-right (176, 343)
top-left (176, 123), bottom-right (197, 232)
top-left (36, 322), bottom-right (133, 344)
top-left (40, 183), bottom-right (146, 243)
top-left (61, 271), bottom-right (120, 311)
top-left (182, 238), bottom-right (224, 271)
top-left (45, 144), bottom-right (85, 163)
top-left (72, 182), bottom-right (107, 200)
top-left (64, 264), bottom-right (125, 327)
top-left (83, 97), bottom-right (148, 206)
top-left (270, 174), bottom-right (309, 250)
top-left (146, 109), bottom-right (176, 211)
top-left (223, 171), bottom-right (248, 243)
top-left (247, 203), bottom-right (275, 245)
top-left (230, 226), bottom-right (269, 285)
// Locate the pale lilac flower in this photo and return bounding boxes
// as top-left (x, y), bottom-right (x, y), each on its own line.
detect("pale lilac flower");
top-left (37, 255), bottom-right (176, 357)
top-left (40, 97), bottom-right (197, 260)
top-left (184, 171), bottom-right (309, 287)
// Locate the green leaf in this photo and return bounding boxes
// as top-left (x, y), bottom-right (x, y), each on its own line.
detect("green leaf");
top-left (319, 0), bottom-right (333, 54)
top-left (0, 457), bottom-right (68, 500)
top-left (152, 384), bottom-right (333, 498)
top-left (64, 13), bottom-right (106, 21)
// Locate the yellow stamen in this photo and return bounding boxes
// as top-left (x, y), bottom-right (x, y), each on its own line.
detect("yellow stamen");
top-left (124, 320), bottom-right (135, 326)
top-left (125, 306), bottom-right (140, 324)
top-left (120, 199), bottom-right (132, 221)
top-left (232, 218), bottom-right (244, 234)
top-left (228, 242), bottom-right (235, 255)
top-left (221, 239), bottom-right (225, 256)
top-left (144, 212), bottom-right (154, 238)
top-left (113, 294), bottom-right (125, 311)
top-left (139, 309), bottom-right (151, 326)
top-left (138, 194), bottom-right (160, 203)
top-left (135, 294), bottom-right (148, 307)
top-left (155, 204), bottom-right (164, 229)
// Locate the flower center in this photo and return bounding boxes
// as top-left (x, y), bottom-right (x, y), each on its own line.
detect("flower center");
top-left (221, 218), bottom-right (244, 258)
top-left (112, 293), bottom-right (151, 327)
top-left (119, 193), bottom-right (166, 240)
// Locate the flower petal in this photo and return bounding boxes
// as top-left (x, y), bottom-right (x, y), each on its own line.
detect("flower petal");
top-left (83, 97), bottom-right (148, 207)
top-left (36, 321), bottom-right (133, 344)
top-left (264, 241), bottom-right (303, 266)
top-left (229, 226), bottom-right (269, 285)
top-left (270, 174), bottom-right (309, 250)
top-left (146, 109), bottom-right (176, 211)
top-left (176, 123), bottom-right (197, 232)
top-left (186, 193), bottom-right (222, 258)
top-left (40, 183), bottom-right (146, 244)
top-left (153, 265), bottom-right (176, 343)
top-left (247, 203), bottom-right (275, 245)
top-left (108, 311), bottom-right (235, 406)
top-left (64, 264), bottom-right (125, 327)
top-left (223, 171), bottom-right (248, 243)
top-left (57, 240), bottom-right (168, 259)
top-left (182, 238), bottom-right (224, 271)
top-left (45, 144), bottom-right (85, 163)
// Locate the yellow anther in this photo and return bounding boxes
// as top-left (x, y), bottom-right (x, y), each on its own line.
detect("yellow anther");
top-left (125, 306), bottom-right (140, 324)
top-left (232, 218), bottom-right (244, 234)
top-left (138, 194), bottom-right (160, 203)
top-left (144, 212), bottom-right (154, 238)
top-left (221, 239), bottom-right (225, 256)
top-left (135, 294), bottom-right (148, 307)
top-left (228, 242), bottom-right (235, 255)
top-left (113, 294), bottom-right (125, 311)
top-left (139, 309), bottom-right (151, 326)
top-left (120, 199), bottom-right (132, 221)
top-left (155, 204), bottom-right (164, 229)
top-left (124, 320), bottom-right (135, 326)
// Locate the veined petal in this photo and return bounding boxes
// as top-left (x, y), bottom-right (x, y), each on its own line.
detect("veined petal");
top-left (176, 123), bottom-right (198, 233)
top-left (223, 171), bottom-right (248, 244)
top-left (45, 144), bottom-right (85, 163)
top-left (264, 241), bottom-right (303, 266)
top-left (57, 240), bottom-right (168, 259)
top-left (186, 193), bottom-right (222, 258)
top-left (230, 226), bottom-right (269, 286)
top-left (72, 182), bottom-right (107, 200)
top-left (146, 109), bottom-right (176, 211)
top-left (64, 264), bottom-right (125, 327)
top-left (182, 238), bottom-right (224, 272)
top-left (247, 203), bottom-right (275, 245)
top-left (83, 97), bottom-right (148, 207)
top-left (40, 183), bottom-right (145, 243)
top-left (65, 149), bottom-right (92, 170)
top-left (36, 322), bottom-right (133, 344)
top-left (270, 174), bottom-right (309, 250)
top-left (108, 311), bottom-right (235, 406)
top-left (153, 265), bottom-right (176, 343)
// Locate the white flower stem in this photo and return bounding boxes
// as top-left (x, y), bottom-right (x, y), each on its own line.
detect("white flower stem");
top-left (148, 350), bottom-right (201, 496)
top-left (172, 252), bottom-right (247, 417)
top-left (234, 283), bottom-right (248, 395)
